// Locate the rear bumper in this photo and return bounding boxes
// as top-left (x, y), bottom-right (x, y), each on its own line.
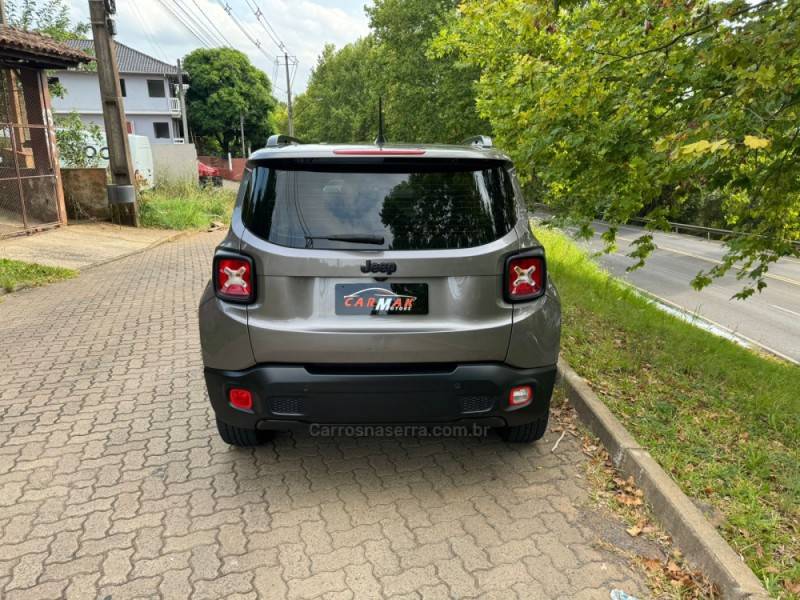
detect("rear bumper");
top-left (204, 363), bottom-right (557, 431)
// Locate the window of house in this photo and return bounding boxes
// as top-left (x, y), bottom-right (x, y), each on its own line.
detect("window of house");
top-left (147, 79), bottom-right (165, 98)
top-left (119, 78), bottom-right (126, 97)
top-left (153, 122), bottom-right (170, 139)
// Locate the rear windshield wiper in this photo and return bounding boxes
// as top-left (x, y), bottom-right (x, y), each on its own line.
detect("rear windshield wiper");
top-left (305, 234), bottom-right (385, 246)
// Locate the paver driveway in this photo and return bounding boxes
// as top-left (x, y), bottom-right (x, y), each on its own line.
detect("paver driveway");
top-left (0, 232), bottom-right (652, 599)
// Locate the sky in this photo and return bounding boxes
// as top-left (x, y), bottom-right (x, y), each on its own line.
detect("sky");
top-left (66, 0), bottom-right (371, 101)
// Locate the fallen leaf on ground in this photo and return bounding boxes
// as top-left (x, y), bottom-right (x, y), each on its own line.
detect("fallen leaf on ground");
top-left (784, 580), bottom-right (800, 594)
top-left (642, 558), bottom-right (661, 572)
top-left (618, 493), bottom-right (644, 506)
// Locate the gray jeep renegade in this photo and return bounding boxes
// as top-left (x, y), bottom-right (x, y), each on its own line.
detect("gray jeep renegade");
top-left (199, 135), bottom-right (561, 446)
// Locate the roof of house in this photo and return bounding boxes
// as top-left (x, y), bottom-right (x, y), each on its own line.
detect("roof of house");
top-left (0, 25), bottom-right (94, 69)
top-left (63, 39), bottom-right (178, 75)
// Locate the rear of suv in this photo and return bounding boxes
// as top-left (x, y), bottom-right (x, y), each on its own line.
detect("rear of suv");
top-left (199, 136), bottom-right (561, 446)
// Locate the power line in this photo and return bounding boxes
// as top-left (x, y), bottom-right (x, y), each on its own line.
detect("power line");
top-left (156, 0), bottom-right (213, 48)
top-left (173, 0), bottom-right (228, 47)
top-left (215, 1), bottom-right (276, 62)
top-left (130, 1), bottom-right (169, 62)
top-left (189, 0), bottom-right (234, 48)
top-left (242, 0), bottom-right (286, 53)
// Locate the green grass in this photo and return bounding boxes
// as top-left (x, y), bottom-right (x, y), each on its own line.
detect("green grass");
top-left (536, 226), bottom-right (799, 598)
top-left (0, 258), bottom-right (77, 292)
top-left (138, 183), bottom-right (237, 230)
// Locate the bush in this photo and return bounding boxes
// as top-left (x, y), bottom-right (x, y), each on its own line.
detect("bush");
top-left (138, 183), bottom-right (237, 230)
top-left (55, 111), bottom-right (104, 168)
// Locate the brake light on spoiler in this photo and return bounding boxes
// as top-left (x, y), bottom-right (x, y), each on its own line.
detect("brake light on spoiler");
top-left (332, 149), bottom-right (426, 156)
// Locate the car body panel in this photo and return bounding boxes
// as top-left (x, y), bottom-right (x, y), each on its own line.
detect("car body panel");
top-left (239, 226), bottom-right (520, 364)
top-left (199, 141), bottom-right (562, 430)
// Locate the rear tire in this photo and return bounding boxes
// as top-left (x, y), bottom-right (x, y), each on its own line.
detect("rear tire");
top-left (216, 419), bottom-right (274, 447)
top-left (498, 414), bottom-right (549, 443)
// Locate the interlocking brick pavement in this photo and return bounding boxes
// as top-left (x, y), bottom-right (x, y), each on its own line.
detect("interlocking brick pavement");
top-left (0, 231), bottom-right (653, 599)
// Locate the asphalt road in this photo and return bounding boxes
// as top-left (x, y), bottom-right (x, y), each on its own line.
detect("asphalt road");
top-left (574, 222), bottom-right (800, 364)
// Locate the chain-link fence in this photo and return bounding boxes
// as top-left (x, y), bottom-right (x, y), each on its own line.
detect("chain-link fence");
top-left (0, 66), bottom-right (61, 237)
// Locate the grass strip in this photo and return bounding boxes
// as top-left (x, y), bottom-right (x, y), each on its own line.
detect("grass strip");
top-left (0, 258), bottom-right (77, 292)
top-left (139, 183), bottom-right (237, 230)
top-left (535, 226), bottom-right (799, 598)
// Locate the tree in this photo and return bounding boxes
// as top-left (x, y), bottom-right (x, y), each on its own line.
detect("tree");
top-left (295, 40), bottom-right (383, 143)
top-left (294, 0), bottom-right (489, 144)
top-left (5, 0), bottom-right (89, 41)
top-left (367, 0), bottom-right (488, 143)
top-left (183, 48), bottom-right (277, 157)
top-left (442, 0), bottom-right (800, 297)
top-left (268, 102), bottom-right (289, 137)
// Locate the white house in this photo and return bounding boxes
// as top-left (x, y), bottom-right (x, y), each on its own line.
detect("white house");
top-left (50, 40), bottom-right (187, 145)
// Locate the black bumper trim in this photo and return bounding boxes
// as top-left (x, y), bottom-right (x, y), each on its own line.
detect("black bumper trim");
top-left (204, 362), bottom-right (557, 430)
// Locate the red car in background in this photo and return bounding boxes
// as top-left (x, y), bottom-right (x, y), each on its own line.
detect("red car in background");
top-left (198, 161), bottom-right (223, 187)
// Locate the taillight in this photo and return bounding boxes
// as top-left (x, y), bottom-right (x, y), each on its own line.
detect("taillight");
top-left (505, 252), bottom-right (546, 302)
top-left (213, 252), bottom-right (255, 304)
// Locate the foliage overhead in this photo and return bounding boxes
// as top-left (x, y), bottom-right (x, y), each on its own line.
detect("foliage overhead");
top-left (294, 0), bottom-right (488, 144)
top-left (183, 48), bottom-right (277, 157)
top-left (441, 0), bottom-right (800, 297)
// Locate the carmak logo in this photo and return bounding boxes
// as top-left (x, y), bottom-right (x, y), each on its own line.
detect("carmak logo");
top-left (335, 283), bottom-right (428, 315)
top-left (344, 288), bottom-right (416, 312)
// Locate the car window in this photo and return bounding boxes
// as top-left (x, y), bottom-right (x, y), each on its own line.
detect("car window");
top-left (242, 159), bottom-right (517, 250)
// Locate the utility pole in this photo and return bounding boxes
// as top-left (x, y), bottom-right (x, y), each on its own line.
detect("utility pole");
top-left (176, 59), bottom-right (189, 143)
top-left (89, 0), bottom-right (138, 226)
top-left (239, 112), bottom-right (246, 157)
top-left (0, 0), bottom-right (7, 25)
top-left (284, 52), bottom-right (294, 136)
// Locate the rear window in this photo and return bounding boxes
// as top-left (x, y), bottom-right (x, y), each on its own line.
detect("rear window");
top-left (240, 158), bottom-right (518, 250)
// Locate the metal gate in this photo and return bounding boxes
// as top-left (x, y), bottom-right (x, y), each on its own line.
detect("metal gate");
top-left (0, 66), bottom-right (62, 237)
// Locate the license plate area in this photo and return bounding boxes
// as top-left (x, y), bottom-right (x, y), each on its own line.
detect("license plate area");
top-left (336, 283), bottom-right (429, 315)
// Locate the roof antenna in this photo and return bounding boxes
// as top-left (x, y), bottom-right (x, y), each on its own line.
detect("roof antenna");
top-left (374, 97), bottom-right (386, 146)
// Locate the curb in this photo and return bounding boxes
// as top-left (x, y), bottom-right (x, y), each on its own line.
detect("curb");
top-left (558, 358), bottom-right (770, 600)
top-left (0, 229), bottom-right (193, 298)
top-left (79, 229), bottom-right (193, 272)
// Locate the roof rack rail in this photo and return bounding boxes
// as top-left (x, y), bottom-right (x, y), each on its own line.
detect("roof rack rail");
top-left (266, 134), bottom-right (304, 147)
top-left (462, 135), bottom-right (493, 148)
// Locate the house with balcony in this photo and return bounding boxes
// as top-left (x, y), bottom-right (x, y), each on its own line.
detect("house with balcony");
top-left (49, 40), bottom-right (186, 145)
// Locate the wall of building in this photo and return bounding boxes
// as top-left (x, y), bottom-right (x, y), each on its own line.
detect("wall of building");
top-left (50, 71), bottom-right (101, 114)
top-left (51, 71), bottom-right (180, 145)
top-left (51, 71), bottom-right (176, 114)
top-left (129, 115), bottom-right (176, 144)
top-left (152, 143), bottom-right (198, 185)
